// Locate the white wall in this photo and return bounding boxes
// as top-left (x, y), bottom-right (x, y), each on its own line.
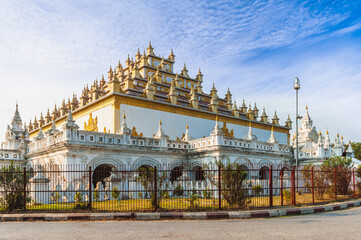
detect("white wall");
top-left (119, 104), bottom-right (288, 144)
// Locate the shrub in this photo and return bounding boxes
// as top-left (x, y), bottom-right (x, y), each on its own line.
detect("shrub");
top-left (136, 166), bottom-right (168, 209)
top-left (216, 160), bottom-right (250, 208)
top-left (161, 190), bottom-right (170, 199)
top-left (202, 187), bottom-right (212, 199)
top-left (138, 192), bottom-right (143, 199)
top-left (174, 184), bottom-right (183, 197)
top-left (283, 189), bottom-right (292, 204)
top-left (302, 164), bottom-right (329, 200)
top-left (112, 187), bottom-right (120, 200)
top-left (252, 185), bottom-right (262, 196)
top-left (53, 192), bottom-right (61, 203)
top-left (0, 162), bottom-right (29, 210)
top-left (188, 188), bottom-right (199, 210)
top-left (74, 192), bottom-right (83, 204)
top-left (322, 156), bottom-right (353, 196)
top-left (93, 190), bottom-right (99, 202)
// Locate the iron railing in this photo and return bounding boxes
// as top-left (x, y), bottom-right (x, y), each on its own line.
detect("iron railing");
top-left (0, 163), bottom-right (358, 212)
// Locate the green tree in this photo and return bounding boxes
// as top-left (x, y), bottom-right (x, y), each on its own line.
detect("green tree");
top-left (301, 164), bottom-right (329, 199)
top-left (0, 162), bottom-right (29, 210)
top-left (351, 142), bottom-right (361, 160)
top-left (137, 166), bottom-right (168, 209)
top-left (111, 187), bottom-right (120, 200)
top-left (214, 161), bottom-right (250, 208)
top-left (322, 156), bottom-right (353, 195)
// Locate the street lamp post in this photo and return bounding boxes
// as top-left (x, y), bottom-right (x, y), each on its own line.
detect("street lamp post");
top-left (294, 77), bottom-right (301, 189)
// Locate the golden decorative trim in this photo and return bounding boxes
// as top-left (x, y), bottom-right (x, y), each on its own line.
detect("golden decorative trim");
top-left (84, 113), bottom-right (98, 132)
top-left (30, 93), bottom-right (290, 140)
top-left (131, 126), bottom-right (143, 137)
top-left (221, 122), bottom-right (234, 137)
top-left (177, 133), bottom-right (185, 141)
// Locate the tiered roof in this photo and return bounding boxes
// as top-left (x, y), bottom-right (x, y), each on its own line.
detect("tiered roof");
top-left (28, 42), bottom-right (292, 134)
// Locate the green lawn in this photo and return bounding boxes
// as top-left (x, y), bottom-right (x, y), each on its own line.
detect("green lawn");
top-left (18, 193), bottom-right (356, 213)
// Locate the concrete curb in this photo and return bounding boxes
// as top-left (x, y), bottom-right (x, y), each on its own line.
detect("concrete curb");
top-left (0, 199), bottom-right (360, 222)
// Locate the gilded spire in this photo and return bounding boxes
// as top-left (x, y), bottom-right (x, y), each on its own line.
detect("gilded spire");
top-left (174, 73), bottom-right (181, 88)
top-left (167, 79), bottom-right (178, 105)
top-left (260, 108), bottom-right (268, 123)
top-left (136, 48), bottom-right (141, 61)
top-left (147, 41), bottom-right (155, 55)
top-left (160, 57), bottom-right (166, 70)
top-left (253, 102), bottom-right (259, 118)
top-left (181, 63), bottom-right (189, 77)
top-left (155, 67), bottom-right (162, 83)
top-left (285, 114), bottom-right (292, 128)
top-left (140, 49), bottom-right (148, 66)
top-left (247, 104), bottom-right (255, 120)
top-left (272, 111), bottom-right (280, 126)
top-left (168, 49), bottom-right (175, 61)
top-left (240, 99), bottom-right (247, 114)
top-left (196, 68), bottom-right (203, 82)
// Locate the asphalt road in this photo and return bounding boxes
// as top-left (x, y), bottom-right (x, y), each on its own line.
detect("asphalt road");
top-left (1, 207), bottom-right (361, 240)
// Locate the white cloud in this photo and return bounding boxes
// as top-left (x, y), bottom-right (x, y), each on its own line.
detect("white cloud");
top-left (0, 0), bottom-right (360, 142)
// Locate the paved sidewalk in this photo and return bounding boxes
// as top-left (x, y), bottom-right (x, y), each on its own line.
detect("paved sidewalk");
top-left (1, 199), bottom-right (360, 222)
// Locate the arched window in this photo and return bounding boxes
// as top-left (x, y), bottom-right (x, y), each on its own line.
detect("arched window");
top-left (192, 166), bottom-right (205, 181)
top-left (259, 166), bottom-right (270, 180)
top-left (92, 164), bottom-right (112, 188)
top-left (239, 164), bottom-right (249, 179)
top-left (170, 166), bottom-right (183, 183)
top-left (280, 167), bottom-right (289, 178)
top-left (138, 164), bottom-right (152, 179)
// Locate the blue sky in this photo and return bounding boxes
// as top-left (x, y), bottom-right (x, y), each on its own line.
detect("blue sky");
top-left (1, 0), bottom-right (361, 142)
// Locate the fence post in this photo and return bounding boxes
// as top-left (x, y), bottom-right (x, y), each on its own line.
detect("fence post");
top-left (23, 167), bottom-right (27, 211)
top-left (280, 169), bottom-right (283, 206)
top-left (291, 166), bottom-right (296, 205)
top-left (269, 165), bottom-right (273, 207)
top-left (353, 168), bottom-right (356, 198)
top-left (334, 168), bottom-right (337, 201)
top-left (218, 165), bottom-right (222, 210)
top-left (154, 166), bottom-right (158, 211)
top-left (311, 167), bottom-right (314, 204)
top-left (88, 166), bottom-right (92, 210)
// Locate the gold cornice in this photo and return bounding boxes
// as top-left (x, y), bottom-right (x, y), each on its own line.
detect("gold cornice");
top-left (30, 92), bottom-right (290, 139)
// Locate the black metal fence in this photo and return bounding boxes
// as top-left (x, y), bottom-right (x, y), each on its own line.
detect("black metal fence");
top-left (0, 163), bottom-right (358, 212)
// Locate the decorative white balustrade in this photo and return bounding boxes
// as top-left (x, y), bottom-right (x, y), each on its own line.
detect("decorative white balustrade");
top-left (28, 128), bottom-right (291, 155)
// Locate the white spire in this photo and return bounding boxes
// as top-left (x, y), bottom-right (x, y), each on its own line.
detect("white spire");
top-left (11, 103), bottom-right (23, 130)
top-left (317, 131), bottom-right (324, 146)
top-left (48, 120), bottom-right (59, 135)
top-left (267, 126), bottom-right (278, 144)
top-left (182, 122), bottom-right (192, 141)
top-left (154, 118), bottom-right (168, 138)
top-left (67, 108), bottom-right (74, 122)
top-left (301, 105), bottom-right (313, 130)
top-left (210, 115), bottom-right (222, 136)
top-left (244, 122), bottom-right (257, 141)
top-left (34, 127), bottom-right (44, 140)
top-left (119, 112), bottom-right (131, 134)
